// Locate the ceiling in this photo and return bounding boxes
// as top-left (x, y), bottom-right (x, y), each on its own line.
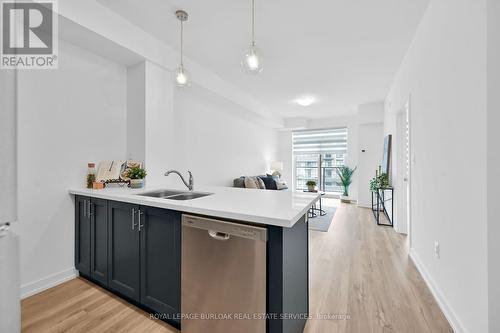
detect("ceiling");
top-left (98, 0), bottom-right (429, 119)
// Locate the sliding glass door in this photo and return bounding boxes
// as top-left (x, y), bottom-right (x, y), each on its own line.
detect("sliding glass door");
top-left (295, 154), bottom-right (319, 191)
top-left (293, 128), bottom-right (348, 193)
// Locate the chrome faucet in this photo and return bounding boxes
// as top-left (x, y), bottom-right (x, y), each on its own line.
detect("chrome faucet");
top-left (165, 170), bottom-right (194, 191)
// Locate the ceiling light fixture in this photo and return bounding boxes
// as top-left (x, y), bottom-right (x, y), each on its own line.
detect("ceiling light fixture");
top-left (242, 0), bottom-right (263, 74)
top-left (174, 10), bottom-right (191, 87)
top-left (295, 96), bottom-right (316, 107)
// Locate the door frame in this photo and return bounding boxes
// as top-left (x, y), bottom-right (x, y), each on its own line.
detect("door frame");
top-left (395, 97), bottom-right (412, 248)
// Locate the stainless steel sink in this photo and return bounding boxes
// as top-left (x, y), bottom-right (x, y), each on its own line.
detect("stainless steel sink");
top-left (136, 189), bottom-right (212, 200)
top-left (137, 189), bottom-right (187, 198)
top-left (166, 192), bottom-right (212, 200)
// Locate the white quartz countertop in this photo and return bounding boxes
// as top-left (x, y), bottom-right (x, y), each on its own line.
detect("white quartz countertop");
top-left (69, 185), bottom-right (320, 228)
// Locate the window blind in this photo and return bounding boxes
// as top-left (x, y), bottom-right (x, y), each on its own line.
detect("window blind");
top-left (292, 128), bottom-right (348, 155)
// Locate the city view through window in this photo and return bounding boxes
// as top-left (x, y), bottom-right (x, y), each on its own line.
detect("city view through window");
top-left (293, 128), bottom-right (348, 193)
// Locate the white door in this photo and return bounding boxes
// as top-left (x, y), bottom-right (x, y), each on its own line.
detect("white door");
top-left (395, 102), bottom-right (411, 238)
top-left (0, 69), bottom-right (21, 333)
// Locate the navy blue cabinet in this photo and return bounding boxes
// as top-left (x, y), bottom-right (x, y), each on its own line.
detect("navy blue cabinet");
top-left (76, 198), bottom-right (181, 326)
top-left (75, 196), bottom-right (91, 276)
top-left (75, 196), bottom-right (109, 285)
top-left (107, 200), bottom-right (141, 301)
top-left (140, 206), bottom-right (181, 324)
top-left (90, 197), bottom-right (108, 285)
top-left (108, 201), bottom-right (140, 301)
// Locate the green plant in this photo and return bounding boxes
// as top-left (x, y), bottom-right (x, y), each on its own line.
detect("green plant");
top-left (126, 166), bottom-right (147, 180)
top-left (335, 166), bottom-right (357, 197)
top-left (86, 173), bottom-right (95, 189)
top-left (370, 173), bottom-right (389, 191)
top-left (306, 180), bottom-right (317, 187)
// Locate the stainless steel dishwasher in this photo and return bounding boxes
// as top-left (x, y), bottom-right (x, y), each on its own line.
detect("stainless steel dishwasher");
top-left (181, 214), bottom-right (267, 333)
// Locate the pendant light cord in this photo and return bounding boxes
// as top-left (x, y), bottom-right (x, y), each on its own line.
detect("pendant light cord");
top-left (180, 20), bottom-right (184, 67)
top-left (251, 0), bottom-right (255, 46)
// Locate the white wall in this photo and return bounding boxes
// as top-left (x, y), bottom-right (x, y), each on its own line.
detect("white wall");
top-left (171, 86), bottom-right (278, 187)
top-left (13, 40), bottom-right (127, 297)
top-left (385, 0), bottom-right (487, 332)
top-left (144, 62), bottom-right (175, 186)
top-left (127, 61), bottom-right (175, 186)
top-left (357, 123), bottom-right (383, 207)
top-left (126, 62), bottom-right (146, 163)
top-left (0, 70), bottom-right (17, 224)
top-left (277, 131), bottom-right (293, 186)
top-left (487, 0), bottom-right (500, 331)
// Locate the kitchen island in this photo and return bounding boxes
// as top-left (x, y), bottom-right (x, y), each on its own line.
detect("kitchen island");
top-left (69, 186), bottom-right (319, 333)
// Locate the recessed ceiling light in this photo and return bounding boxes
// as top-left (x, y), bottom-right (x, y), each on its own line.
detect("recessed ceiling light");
top-left (295, 96), bottom-right (316, 107)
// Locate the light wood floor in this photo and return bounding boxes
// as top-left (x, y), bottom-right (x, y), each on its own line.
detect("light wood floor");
top-left (304, 200), bottom-right (452, 333)
top-left (22, 202), bottom-right (453, 333)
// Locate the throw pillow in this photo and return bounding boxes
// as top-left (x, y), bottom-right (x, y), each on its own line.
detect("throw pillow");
top-left (233, 177), bottom-right (245, 188)
top-left (256, 177), bottom-right (266, 189)
top-left (244, 176), bottom-right (259, 189)
top-left (259, 176), bottom-right (278, 190)
top-left (276, 181), bottom-right (288, 190)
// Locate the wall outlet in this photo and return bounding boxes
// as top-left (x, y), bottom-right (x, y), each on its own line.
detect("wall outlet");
top-left (434, 241), bottom-right (440, 259)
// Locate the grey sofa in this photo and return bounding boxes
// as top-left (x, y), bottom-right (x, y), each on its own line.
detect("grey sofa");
top-left (233, 175), bottom-right (287, 190)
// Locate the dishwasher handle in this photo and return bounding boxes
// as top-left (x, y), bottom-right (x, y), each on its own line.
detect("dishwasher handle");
top-left (208, 230), bottom-right (230, 241)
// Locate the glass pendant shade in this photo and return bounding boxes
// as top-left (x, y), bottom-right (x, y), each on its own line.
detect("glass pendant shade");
top-left (242, 44), bottom-right (263, 73)
top-left (174, 10), bottom-right (191, 87)
top-left (174, 66), bottom-right (191, 87)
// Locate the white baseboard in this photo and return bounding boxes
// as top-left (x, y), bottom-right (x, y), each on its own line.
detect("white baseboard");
top-left (409, 249), bottom-right (466, 333)
top-left (21, 267), bottom-right (77, 299)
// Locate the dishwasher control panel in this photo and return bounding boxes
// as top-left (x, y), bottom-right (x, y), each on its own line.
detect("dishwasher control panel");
top-left (182, 214), bottom-right (267, 242)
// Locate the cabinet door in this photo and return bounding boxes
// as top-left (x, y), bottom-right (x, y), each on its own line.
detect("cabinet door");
top-left (108, 200), bottom-right (141, 301)
top-left (75, 196), bottom-right (90, 276)
top-left (140, 206), bottom-right (181, 322)
top-left (90, 198), bottom-right (108, 286)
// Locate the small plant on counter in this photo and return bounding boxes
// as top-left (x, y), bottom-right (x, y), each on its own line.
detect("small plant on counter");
top-left (126, 166), bottom-right (147, 188)
top-left (305, 180), bottom-right (317, 192)
top-left (127, 166), bottom-right (147, 179)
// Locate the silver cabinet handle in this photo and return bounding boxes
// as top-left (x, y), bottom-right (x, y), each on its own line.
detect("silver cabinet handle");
top-left (83, 200), bottom-right (87, 218)
top-left (131, 208), bottom-right (137, 231)
top-left (88, 201), bottom-right (93, 217)
top-left (138, 210), bottom-right (144, 231)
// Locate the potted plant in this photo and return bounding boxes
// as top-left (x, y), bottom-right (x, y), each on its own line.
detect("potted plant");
top-left (126, 166), bottom-right (147, 189)
top-left (370, 173), bottom-right (389, 191)
top-left (335, 166), bottom-right (357, 203)
top-left (305, 180), bottom-right (317, 192)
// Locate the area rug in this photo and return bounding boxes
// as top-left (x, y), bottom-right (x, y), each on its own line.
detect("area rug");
top-left (308, 206), bottom-right (337, 232)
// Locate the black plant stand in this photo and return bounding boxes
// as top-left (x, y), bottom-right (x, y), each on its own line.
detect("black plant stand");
top-left (371, 187), bottom-right (394, 227)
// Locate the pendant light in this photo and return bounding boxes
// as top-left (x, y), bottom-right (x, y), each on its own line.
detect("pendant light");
top-left (242, 0), bottom-right (263, 73)
top-left (174, 10), bottom-right (191, 87)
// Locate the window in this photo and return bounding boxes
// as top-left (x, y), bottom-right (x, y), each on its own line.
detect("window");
top-left (293, 128), bottom-right (348, 193)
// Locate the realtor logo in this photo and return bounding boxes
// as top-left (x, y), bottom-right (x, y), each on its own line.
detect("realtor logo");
top-left (1, 0), bottom-right (58, 69)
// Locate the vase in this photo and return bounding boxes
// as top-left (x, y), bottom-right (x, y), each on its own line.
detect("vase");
top-left (307, 185), bottom-right (315, 192)
top-left (340, 195), bottom-right (350, 203)
top-left (130, 179), bottom-right (144, 189)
